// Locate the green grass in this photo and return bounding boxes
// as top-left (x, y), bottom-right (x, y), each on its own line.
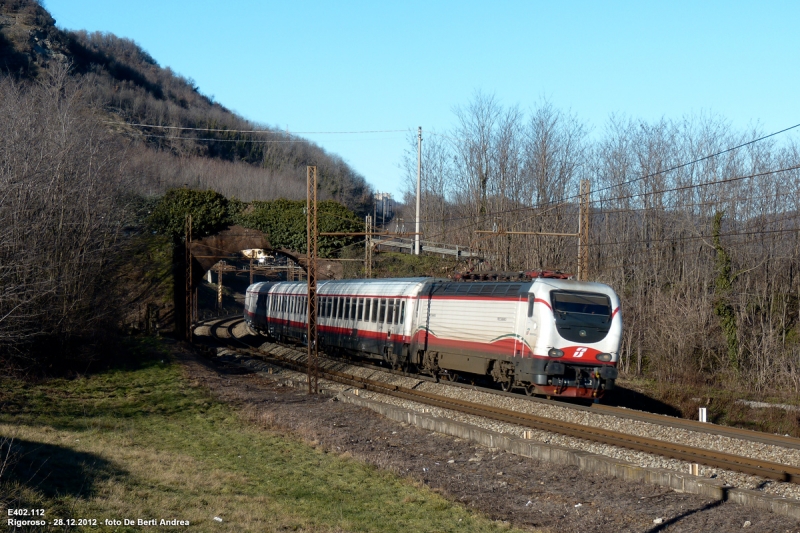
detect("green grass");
top-left (0, 340), bottom-right (525, 532)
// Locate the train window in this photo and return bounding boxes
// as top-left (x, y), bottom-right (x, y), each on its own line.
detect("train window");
top-left (344, 298), bottom-right (351, 319)
top-left (339, 298), bottom-right (345, 319)
top-left (528, 295), bottom-right (535, 317)
top-left (326, 297), bottom-right (332, 317)
top-left (457, 284), bottom-right (470, 294)
top-left (378, 299), bottom-right (386, 323)
top-left (364, 299), bottom-right (371, 322)
top-left (386, 299), bottom-right (394, 324)
top-left (369, 299), bottom-right (376, 322)
top-left (399, 301), bottom-right (405, 324)
top-left (481, 284), bottom-right (495, 294)
top-left (357, 298), bottom-right (364, 321)
top-left (351, 298), bottom-right (358, 320)
top-left (320, 297), bottom-right (326, 318)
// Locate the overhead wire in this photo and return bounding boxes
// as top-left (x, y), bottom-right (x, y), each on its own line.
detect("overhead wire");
top-left (106, 121), bottom-right (407, 135)
top-left (411, 122), bottom-right (800, 226)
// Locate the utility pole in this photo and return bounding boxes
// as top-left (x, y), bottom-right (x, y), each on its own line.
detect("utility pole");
top-left (578, 179), bottom-right (590, 282)
top-left (415, 126), bottom-right (422, 255)
top-left (306, 166), bottom-right (319, 394)
top-left (365, 215), bottom-right (372, 278)
top-left (185, 214), bottom-right (192, 341)
top-left (249, 258), bottom-right (254, 285)
top-left (217, 261), bottom-right (224, 311)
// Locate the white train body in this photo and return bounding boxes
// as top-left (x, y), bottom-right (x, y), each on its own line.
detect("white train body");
top-left (245, 277), bottom-right (621, 398)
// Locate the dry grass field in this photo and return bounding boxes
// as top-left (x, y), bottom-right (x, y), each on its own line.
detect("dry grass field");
top-left (0, 339), bottom-right (524, 533)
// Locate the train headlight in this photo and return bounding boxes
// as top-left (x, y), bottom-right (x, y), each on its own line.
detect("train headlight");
top-left (548, 348), bottom-right (564, 358)
top-left (596, 353), bottom-right (612, 362)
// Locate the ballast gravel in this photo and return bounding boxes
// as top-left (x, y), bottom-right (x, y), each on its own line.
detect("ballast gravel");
top-left (178, 341), bottom-right (800, 533)
top-left (246, 340), bottom-right (800, 501)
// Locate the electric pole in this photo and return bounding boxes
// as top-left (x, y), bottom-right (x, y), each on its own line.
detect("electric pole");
top-left (365, 215), bottom-right (372, 278)
top-left (578, 179), bottom-right (590, 281)
top-left (415, 126), bottom-right (422, 255)
top-left (306, 166), bottom-right (319, 394)
top-left (185, 214), bottom-right (192, 341)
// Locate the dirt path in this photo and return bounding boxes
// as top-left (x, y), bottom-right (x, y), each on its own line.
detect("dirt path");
top-left (175, 345), bottom-right (799, 533)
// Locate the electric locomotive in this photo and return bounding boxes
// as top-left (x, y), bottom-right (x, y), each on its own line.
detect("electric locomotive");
top-left (244, 276), bottom-right (621, 399)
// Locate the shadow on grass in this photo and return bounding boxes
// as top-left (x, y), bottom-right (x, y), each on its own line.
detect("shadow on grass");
top-left (2, 437), bottom-right (126, 499)
top-left (601, 386), bottom-right (683, 417)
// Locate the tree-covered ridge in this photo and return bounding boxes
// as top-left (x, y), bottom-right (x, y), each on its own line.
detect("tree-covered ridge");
top-left (0, 0), bottom-right (373, 213)
top-left (147, 189), bottom-right (362, 257)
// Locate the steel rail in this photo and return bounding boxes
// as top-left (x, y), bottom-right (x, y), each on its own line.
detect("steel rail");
top-left (206, 320), bottom-right (800, 482)
top-left (238, 344), bottom-right (800, 485)
top-left (590, 404), bottom-right (800, 451)
top-left (229, 325), bottom-right (800, 452)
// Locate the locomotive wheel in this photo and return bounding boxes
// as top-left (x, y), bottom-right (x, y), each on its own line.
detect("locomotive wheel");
top-left (524, 384), bottom-right (536, 396)
top-left (499, 377), bottom-right (514, 392)
top-left (442, 372), bottom-right (459, 382)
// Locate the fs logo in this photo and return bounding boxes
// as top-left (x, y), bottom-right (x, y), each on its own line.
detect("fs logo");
top-left (573, 347), bottom-right (588, 358)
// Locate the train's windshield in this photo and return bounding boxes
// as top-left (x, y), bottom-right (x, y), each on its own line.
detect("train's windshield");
top-left (551, 291), bottom-right (611, 317)
top-left (550, 291), bottom-right (612, 343)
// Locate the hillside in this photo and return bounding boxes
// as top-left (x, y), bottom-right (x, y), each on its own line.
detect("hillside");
top-left (0, 0), bottom-right (372, 212)
top-left (0, 0), bottom-right (376, 371)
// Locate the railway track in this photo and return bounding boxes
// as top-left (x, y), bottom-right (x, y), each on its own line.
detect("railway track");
top-left (196, 317), bottom-right (800, 485)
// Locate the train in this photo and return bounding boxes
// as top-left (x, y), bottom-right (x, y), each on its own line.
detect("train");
top-left (244, 275), bottom-right (622, 399)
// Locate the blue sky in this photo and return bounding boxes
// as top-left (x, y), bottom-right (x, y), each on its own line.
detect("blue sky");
top-left (44, 0), bottom-right (799, 200)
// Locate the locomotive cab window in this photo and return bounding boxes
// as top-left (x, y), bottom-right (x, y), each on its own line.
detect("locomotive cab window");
top-left (550, 290), bottom-right (613, 343)
top-left (551, 291), bottom-right (611, 317)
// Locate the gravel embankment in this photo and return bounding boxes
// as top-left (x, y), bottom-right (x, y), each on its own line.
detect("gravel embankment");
top-left (235, 340), bottom-right (800, 501)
